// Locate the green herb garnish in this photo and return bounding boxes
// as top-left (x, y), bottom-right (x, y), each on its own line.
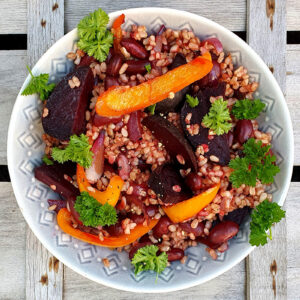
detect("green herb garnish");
top-left (229, 138), bottom-right (280, 188)
top-left (148, 104), bottom-right (156, 115)
top-left (21, 66), bottom-right (55, 101)
top-left (186, 94), bottom-right (199, 108)
top-left (74, 192), bottom-right (118, 227)
top-left (131, 245), bottom-right (168, 278)
top-left (249, 200), bottom-right (285, 246)
top-left (51, 134), bottom-right (93, 168)
top-left (232, 99), bottom-right (265, 120)
top-left (145, 63), bottom-right (152, 74)
top-left (77, 8), bottom-right (113, 62)
top-left (42, 155), bottom-right (54, 165)
top-left (202, 98), bottom-right (232, 135)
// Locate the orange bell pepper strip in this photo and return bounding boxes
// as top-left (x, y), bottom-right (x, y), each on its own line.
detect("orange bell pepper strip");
top-left (76, 164), bottom-right (124, 207)
top-left (112, 14), bottom-right (125, 52)
top-left (163, 183), bottom-right (220, 223)
top-left (57, 208), bottom-right (159, 247)
top-left (96, 53), bottom-right (213, 117)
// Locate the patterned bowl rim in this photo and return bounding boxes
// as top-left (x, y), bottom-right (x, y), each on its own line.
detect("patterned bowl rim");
top-left (7, 7), bottom-right (294, 293)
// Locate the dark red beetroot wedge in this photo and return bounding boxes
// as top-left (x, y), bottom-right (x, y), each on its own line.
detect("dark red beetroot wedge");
top-left (180, 82), bottom-right (230, 165)
top-left (155, 53), bottom-right (189, 113)
top-left (148, 164), bottom-right (191, 204)
top-left (35, 163), bottom-right (79, 199)
top-left (42, 66), bottom-right (94, 140)
top-left (47, 199), bottom-right (66, 213)
top-left (142, 115), bottom-right (197, 171)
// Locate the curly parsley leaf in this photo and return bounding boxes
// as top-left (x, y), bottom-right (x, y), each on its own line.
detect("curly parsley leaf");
top-left (229, 138), bottom-right (280, 188)
top-left (145, 63), bottom-right (152, 74)
top-left (77, 8), bottom-right (113, 62)
top-left (51, 134), bottom-right (93, 168)
top-left (202, 98), bottom-right (232, 135)
top-left (186, 94), bottom-right (199, 108)
top-left (21, 66), bottom-right (56, 101)
top-left (232, 99), bottom-right (265, 120)
top-left (249, 200), bottom-right (285, 246)
top-left (74, 192), bottom-right (118, 227)
top-left (131, 245), bottom-right (168, 277)
top-left (148, 104), bottom-right (156, 115)
top-left (42, 155), bottom-right (54, 166)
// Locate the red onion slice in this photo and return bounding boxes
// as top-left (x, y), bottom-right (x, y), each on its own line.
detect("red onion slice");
top-left (85, 130), bottom-right (105, 183)
top-left (117, 154), bottom-right (130, 180)
top-left (202, 37), bottom-right (223, 54)
top-left (154, 35), bottom-right (163, 52)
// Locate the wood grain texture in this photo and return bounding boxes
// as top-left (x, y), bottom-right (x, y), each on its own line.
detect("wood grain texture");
top-left (26, 1), bottom-right (64, 299)
top-left (247, 1), bottom-right (287, 298)
top-left (0, 50), bottom-right (27, 164)
top-left (0, 183), bottom-right (26, 300)
top-left (64, 261), bottom-right (246, 300)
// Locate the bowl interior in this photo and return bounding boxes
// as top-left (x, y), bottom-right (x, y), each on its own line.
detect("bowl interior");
top-left (7, 8), bottom-right (293, 293)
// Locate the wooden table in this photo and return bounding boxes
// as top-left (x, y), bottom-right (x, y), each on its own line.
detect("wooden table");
top-left (0, 1), bottom-right (299, 299)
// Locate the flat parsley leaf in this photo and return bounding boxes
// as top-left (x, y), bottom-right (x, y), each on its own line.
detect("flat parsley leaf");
top-left (145, 63), bottom-right (152, 74)
top-left (51, 134), bottom-right (93, 168)
top-left (186, 94), bottom-right (199, 108)
top-left (42, 155), bottom-right (54, 166)
top-left (77, 8), bottom-right (113, 62)
top-left (249, 200), bottom-right (285, 246)
top-left (202, 98), bottom-right (232, 135)
top-left (21, 66), bottom-right (55, 101)
top-left (131, 245), bottom-right (168, 277)
top-left (74, 192), bottom-right (118, 227)
top-left (232, 99), bottom-right (265, 120)
top-left (229, 138), bottom-right (280, 188)
top-left (148, 104), bottom-right (156, 115)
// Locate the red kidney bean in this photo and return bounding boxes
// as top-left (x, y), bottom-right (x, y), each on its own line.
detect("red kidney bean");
top-left (121, 38), bottom-right (149, 59)
top-left (131, 182), bottom-right (147, 197)
top-left (152, 216), bottom-right (172, 238)
top-left (125, 60), bottom-right (150, 75)
top-left (128, 111), bottom-right (143, 142)
top-left (117, 154), bottom-right (130, 180)
top-left (129, 213), bottom-right (145, 224)
top-left (106, 54), bottom-right (123, 76)
top-left (139, 234), bottom-right (151, 243)
top-left (126, 195), bottom-right (144, 210)
top-left (93, 113), bottom-right (122, 126)
top-left (129, 242), bottom-right (152, 259)
top-left (185, 173), bottom-right (202, 192)
top-left (226, 131), bottom-right (234, 148)
top-left (104, 76), bottom-right (120, 90)
top-left (105, 220), bottom-right (124, 236)
top-left (207, 220), bottom-right (239, 246)
top-left (144, 205), bottom-right (158, 218)
top-left (179, 221), bottom-right (204, 237)
top-left (234, 119), bottom-right (254, 144)
top-left (166, 248), bottom-right (184, 262)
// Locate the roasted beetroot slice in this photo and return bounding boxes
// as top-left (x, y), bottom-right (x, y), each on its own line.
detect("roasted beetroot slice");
top-left (148, 164), bottom-right (191, 204)
top-left (42, 66), bottom-right (94, 140)
top-left (155, 54), bottom-right (188, 113)
top-left (47, 199), bottom-right (66, 213)
top-left (35, 163), bottom-right (79, 199)
top-left (180, 82), bottom-right (230, 165)
top-left (142, 115), bottom-right (197, 171)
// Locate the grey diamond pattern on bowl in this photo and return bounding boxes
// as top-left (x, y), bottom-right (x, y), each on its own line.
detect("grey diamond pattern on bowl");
top-left (8, 9), bottom-right (291, 292)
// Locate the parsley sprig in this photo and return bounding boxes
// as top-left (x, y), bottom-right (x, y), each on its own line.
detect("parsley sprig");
top-left (202, 98), bottom-right (232, 135)
top-left (131, 245), bottom-right (168, 278)
top-left (42, 155), bottom-right (54, 166)
top-left (145, 63), bottom-right (152, 74)
top-left (51, 134), bottom-right (93, 168)
top-left (186, 94), bottom-right (199, 108)
top-left (232, 99), bottom-right (265, 120)
top-left (77, 8), bottom-right (113, 62)
top-left (74, 192), bottom-right (118, 227)
top-left (249, 200), bottom-right (285, 246)
top-left (148, 104), bottom-right (156, 115)
top-left (229, 138), bottom-right (280, 188)
top-left (21, 66), bottom-right (56, 101)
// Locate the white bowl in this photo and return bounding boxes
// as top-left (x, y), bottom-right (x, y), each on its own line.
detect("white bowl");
top-left (7, 7), bottom-right (293, 293)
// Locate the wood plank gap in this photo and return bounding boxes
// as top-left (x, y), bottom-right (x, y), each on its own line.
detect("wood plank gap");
top-left (26, 1), bottom-right (64, 300)
top-left (246, 0), bottom-right (287, 299)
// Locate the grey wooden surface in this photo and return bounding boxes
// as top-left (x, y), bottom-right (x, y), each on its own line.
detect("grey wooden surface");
top-left (0, 1), bottom-right (299, 299)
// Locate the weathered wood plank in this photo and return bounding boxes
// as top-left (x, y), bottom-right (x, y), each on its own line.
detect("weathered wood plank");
top-left (0, 183), bottom-right (26, 300)
top-left (246, 1), bottom-right (287, 299)
top-left (64, 261), bottom-right (246, 300)
top-left (0, 50), bottom-right (27, 164)
top-left (26, 1), bottom-right (64, 300)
